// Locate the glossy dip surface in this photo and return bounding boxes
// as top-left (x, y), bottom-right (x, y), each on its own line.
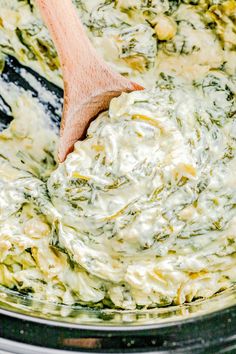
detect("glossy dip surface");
top-left (0, 0), bottom-right (235, 311)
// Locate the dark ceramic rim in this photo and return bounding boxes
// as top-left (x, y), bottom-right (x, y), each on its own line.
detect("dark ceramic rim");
top-left (0, 288), bottom-right (236, 354)
top-left (0, 287), bottom-right (236, 353)
top-left (0, 303), bottom-right (236, 353)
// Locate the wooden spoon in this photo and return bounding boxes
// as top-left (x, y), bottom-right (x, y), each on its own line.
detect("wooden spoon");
top-left (36, 0), bottom-right (143, 162)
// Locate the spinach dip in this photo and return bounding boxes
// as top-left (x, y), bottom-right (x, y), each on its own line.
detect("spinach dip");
top-left (0, 0), bottom-right (235, 309)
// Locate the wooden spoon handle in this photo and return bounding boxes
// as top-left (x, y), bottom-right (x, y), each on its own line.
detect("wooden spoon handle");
top-left (36, 0), bottom-right (96, 79)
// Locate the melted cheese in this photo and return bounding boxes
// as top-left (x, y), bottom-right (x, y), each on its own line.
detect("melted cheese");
top-left (0, 0), bottom-right (235, 309)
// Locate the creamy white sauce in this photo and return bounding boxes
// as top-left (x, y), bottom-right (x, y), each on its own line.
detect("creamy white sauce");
top-left (0, 0), bottom-right (235, 309)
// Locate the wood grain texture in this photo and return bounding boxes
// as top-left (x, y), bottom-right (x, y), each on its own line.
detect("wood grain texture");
top-left (36, 0), bottom-right (143, 162)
